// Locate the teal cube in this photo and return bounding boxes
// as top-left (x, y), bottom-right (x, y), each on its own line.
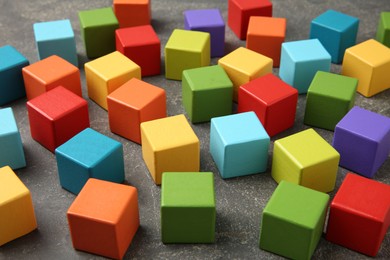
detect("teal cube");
top-left (310, 10), bottom-right (359, 64)
top-left (161, 172), bottom-right (216, 243)
top-left (182, 65), bottom-right (233, 123)
top-left (55, 128), bottom-right (124, 194)
top-left (0, 45), bottom-right (29, 105)
top-left (304, 71), bottom-right (358, 131)
top-left (78, 7), bottom-right (119, 59)
top-left (376, 12), bottom-right (390, 48)
top-left (33, 19), bottom-right (78, 66)
top-left (210, 111), bottom-right (270, 179)
top-left (0, 108), bottom-right (26, 170)
top-left (259, 181), bottom-right (329, 260)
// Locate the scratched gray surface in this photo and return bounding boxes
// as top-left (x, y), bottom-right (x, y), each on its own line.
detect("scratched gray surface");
top-left (0, 0), bottom-right (389, 259)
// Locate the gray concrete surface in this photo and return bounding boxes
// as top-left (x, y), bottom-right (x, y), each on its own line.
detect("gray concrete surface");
top-left (0, 0), bottom-right (389, 259)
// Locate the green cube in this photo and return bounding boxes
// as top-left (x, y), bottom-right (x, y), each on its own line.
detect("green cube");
top-left (376, 12), bottom-right (390, 48)
top-left (165, 29), bottom-right (210, 80)
top-left (259, 181), bottom-right (329, 259)
top-left (161, 172), bottom-right (216, 243)
top-left (304, 71), bottom-right (357, 130)
top-left (182, 65), bottom-right (233, 123)
top-left (78, 7), bottom-right (119, 59)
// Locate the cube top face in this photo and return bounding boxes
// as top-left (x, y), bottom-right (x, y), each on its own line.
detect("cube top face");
top-left (161, 172), bottom-right (215, 208)
top-left (183, 65), bottom-right (232, 91)
top-left (116, 25), bottom-right (160, 47)
top-left (211, 112), bottom-right (269, 145)
top-left (0, 107), bottom-right (18, 136)
top-left (312, 9), bottom-right (359, 33)
top-left (78, 7), bottom-right (118, 28)
top-left (33, 19), bottom-right (74, 41)
top-left (265, 181), bottom-right (329, 229)
top-left (345, 39), bottom-right (390, 67)
top-left (247, 16), bottom-right (286, 38)
top-left (165, 29), bottom-right (210, 52)
top-left (0, 45), bottom-right (28, 70)
top-left (114, 0), bottom-right (148, 4)
top-left (0, 166), bottom-right (29, 204)
top-left (68, 178), bottom-right (137, 224)
top-left (282, 39), bottom-right (331, 63)
top-left (232, 0), bottom-right (272, 10)
top-left (141, 114), bottom-right (199, 151)
top-left (56, 128), bottom-right (122, 168)
top-left (184, 9), bottom-right (225, 28)
top-left (276, 128), bottom-right (339, 168)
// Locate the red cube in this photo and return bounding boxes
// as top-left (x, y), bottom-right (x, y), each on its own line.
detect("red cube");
top-left (27, 86), bottom-right (89, 152)
top-left (228, 0), bottom-right (272, 40)
top-left (116, 25), bottom-right (160, 76)
top-left (326, 173), bottom-right (390, 257)
top-left (238, 74), bottom-right (298, 137)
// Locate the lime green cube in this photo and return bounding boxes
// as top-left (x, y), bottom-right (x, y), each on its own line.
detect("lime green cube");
top-left (182, 65), bottom-right (233, 123)
top-left (165, 29), bottom-right (210, 80)
top-left (79, 7), bottom-right (119, 58)
top-left (259, 181), bottom-right (329, 260)
top-left (304, 71), bottom-right (357, 130)
top-left (376, 12), bottom-right (390, 48)
top-left (161, 172), bottom-right (216, 243)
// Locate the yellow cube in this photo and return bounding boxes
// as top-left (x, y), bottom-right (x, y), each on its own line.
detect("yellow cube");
top-left (85, 51), bottom-right (141, 109)
top-left (341, 39), bottom-right (390, 97)
top-left (271, 129), bottom-right (340, 193)
top-left (0, 166), bottom-right (37, 246)
top-left (140, 114), bottom-right (200, 185)
top-left (218, 47), bottom-right (273, 101)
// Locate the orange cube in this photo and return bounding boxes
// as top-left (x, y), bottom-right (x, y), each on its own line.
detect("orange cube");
top-left (67, 178), bottom-right (139, 259)
top-left (113, 0), bottom-right (151, 28)
top-left (107, 78), bottom-right (166, 144)
top-left (22, 55), bottom-right (82, 100)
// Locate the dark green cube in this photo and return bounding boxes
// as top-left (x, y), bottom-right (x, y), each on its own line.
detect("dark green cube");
top-left (376, 12), bottom-right (390, 48)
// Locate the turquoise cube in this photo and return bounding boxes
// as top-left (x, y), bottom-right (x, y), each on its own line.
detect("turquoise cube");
top-left (310, 10), bottom-right (359, 64)
top-left (0, 45), bottom-right (29, 105)
top-left (279, 39), bottom-right (331, 94)
top-left (0, 108), bottom-right (26, 169)
top-left (210, 111), bottom-right (270, 179)
top-left (33, 19), bottom-right (78, 67)
top-left (55, 128), bottom-right (124, 194)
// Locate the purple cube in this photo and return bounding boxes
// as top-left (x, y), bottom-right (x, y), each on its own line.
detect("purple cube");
top-left (333, 106), bottom-right (390, 178)
top-left (184, 9), bottom-right (225, 57)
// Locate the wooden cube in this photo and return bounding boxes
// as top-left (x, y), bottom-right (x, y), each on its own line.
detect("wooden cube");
top-left (341, 39), bottom-right (390, 97)
top-left (22, 55), bottom-right (82, 100)
top-left (0, 166), bottom-right (37, 246)
top-left (326, 173), bottom-right (390, 256)
top-left (55, 128), bottom-right (125, 194)
top-left (165, 29), bottom-right (210, 80)
top-left (376, 12), bottom-right (390, 48)
top-left (304, 71), bottom-right (357, 131)
top-left (161, 172), bottom-right (215, 243)
top-left (228, 0), bottom-right (272, 40)
top-left (0, 108), bottom-right (26, 169)
top-left (116, 25), bottom-right (160, 76)
top-left (247, 16), bottom-right (286, 67)
top-left (85, 51), bottom-right (141, 110)
top-left (27, 86), bottom-right (89, 153)
top-left (332, 106), bottom-right (390, 178)
top-left (113, 0), bottom-right (151, 28)
top-left (182, 65), bottom-right (233, 123)
top-left (0, 45), bottom-right (29, 105)
top-left (140, 114), bottom-right (199, 185)
top-left (259, 181), bottom-right (329, 259)
top-left (210, 112), bottom-right (270, 179)
top-left (238, 73), bottom-right (298, 137)
top-left (78, 7), bottom-right (119, 58)
top-left (218, 47), bottom-right (272, 101)
top-left (67, 178), bottom-right (139, 259)
top-left (272, 128), bottom-right (340, 193)
top-left (107, 78), bottom-right (166, 144)
top-left (33, 19), bottom-right (78, 66)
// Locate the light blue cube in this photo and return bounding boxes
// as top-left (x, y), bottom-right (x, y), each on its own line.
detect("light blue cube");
top-left (33, 19), bottom-right (78, 66)
top-left (0, 108), bottom-right (26, 169)
top-left (210, 111), bottom-right (270, 179)
top-left (0, 45), bottom-right (29, 105)
top-left (55, 128), bottom-right (124, 194)
top-left (310, 10), bottom-right (359, 64)
top-left (279, 39), bottom-right (331, 94)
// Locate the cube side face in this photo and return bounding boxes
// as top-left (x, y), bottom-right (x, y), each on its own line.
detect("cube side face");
top-left (237, 86), bottom-right (268, 125)
top-left (90, 145), bottom-right (125, 184)
top-left (182, 72), bottom-right (195, 120)
top-left (85, 65), bottom-right (109, 110)
top-left (228, 0), bottom-right (244, 39)
top-left (22, 68), bottom-right (48, 100)
top-left (279, 46), bottom-right (296, 88)
top-left (141, 126), bottom-right (158, 183)
top-left (123, 43), bottom-right (160, 77)
top-left (36, 37), bottom-right (78, 67)
top-left (370, 59), bottom-right (390, 97)
top-left (271, 142), bottom-right (301, 185)
top-left (114, 2), bottom-right (150, 28)
top-left (310, 23), bottom-right (342, 64)
top-left (266, 94), bottom-right (298, 136)
top-left (374, 129), bottom-right (390, 175)
top-left (210, 121), bottom-right (226, 176)
top-left (247, 35), bottom-right (284, 67)
top-left (0, 62), bottom-right (29, 106)
top-left (0, 130), bottom-right (26, 169)
top-left (293, 59), bottom-right (331, 94)
top-left (376, 12), bottom-right (390, 47)
top-left (165, 48), bottom-right (203, 80)
top-left (82, 24), bottom-right (119, 59)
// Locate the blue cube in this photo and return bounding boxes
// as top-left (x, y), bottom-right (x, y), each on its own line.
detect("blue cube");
top-left (310, 10), bottom-right (359, 64)
top-left (55, 128), bottom-right (124, 194)
top-left (0, 108), bottom-right (26, 169)
top-left (0, 45), bottom-right (29, 105)
top-left (33, 19), bottom-right (78, 67)
top-left (279, 39), bottom-right (331, 94)
top-left (210, 111), bottom-right (270, 179)
top-left (184, 9), bottom-right (225, 57)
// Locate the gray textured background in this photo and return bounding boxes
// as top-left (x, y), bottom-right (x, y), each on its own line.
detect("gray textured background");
top-left (0, 0), bottom-right (389, 259)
